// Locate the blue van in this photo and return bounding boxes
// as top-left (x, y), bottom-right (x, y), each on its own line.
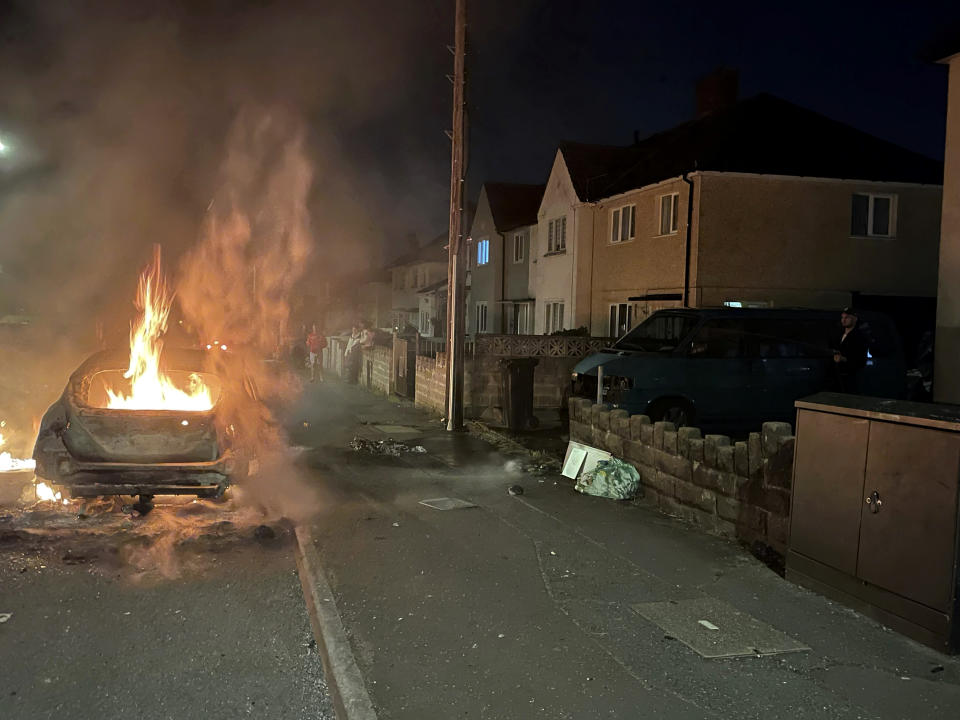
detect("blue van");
top-left (571, 308), bottom-right (905, 433)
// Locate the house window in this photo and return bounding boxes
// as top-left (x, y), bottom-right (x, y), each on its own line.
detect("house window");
top-left (513, 233), bottom-right (524, 263)
top-left (851, 193), bottom-right (897, 237)
top-left (609, 303), bottom-right (632, 338)
top-left (476, 301), bottom-right (488, 333)
top-left (513, 302), bottom-right (532, 335)
top-left (547, 216), bottom-right (567, 253)
top-left (544, 301), bottom-right (565, 334)
top-left (610, 205), bottom-right (636, 243)
top-left (658, 193), bottom-right (679, 235)
top-left (477, 238), bottom-right (490, 266)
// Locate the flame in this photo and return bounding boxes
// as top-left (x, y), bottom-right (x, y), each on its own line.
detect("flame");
top-left (0, 421), bottom-right (36, 472)
top-left (105, 247), bottom-right (214, 411)
top-left (35, 481), bottom-right (67, 505)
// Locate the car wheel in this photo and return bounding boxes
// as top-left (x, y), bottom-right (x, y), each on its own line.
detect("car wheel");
top-left (649, 399), bottom-right (695, 428)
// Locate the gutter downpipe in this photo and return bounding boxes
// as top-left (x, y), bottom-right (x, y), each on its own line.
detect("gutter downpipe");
top-left (681, 172), bottom-right (695, 307)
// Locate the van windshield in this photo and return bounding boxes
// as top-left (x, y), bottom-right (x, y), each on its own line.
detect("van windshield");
top-left (614, 313), bottom-right (698, 352)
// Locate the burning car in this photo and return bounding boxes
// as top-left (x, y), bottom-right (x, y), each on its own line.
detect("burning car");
top-left (32, 248), bottom-right (261, 513)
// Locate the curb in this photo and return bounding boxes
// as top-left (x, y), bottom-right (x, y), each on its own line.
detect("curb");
top-left (294, 525), bottom-right (378, 720)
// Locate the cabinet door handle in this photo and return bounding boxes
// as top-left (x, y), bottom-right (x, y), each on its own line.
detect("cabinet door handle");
top-left (865, 490), bottom-right (882, 513)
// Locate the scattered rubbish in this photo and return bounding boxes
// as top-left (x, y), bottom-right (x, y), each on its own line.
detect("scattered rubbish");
top-left (549, 550), bottom-right (556, 556)
top-left (253, 525), bottom-right (276, 541)
top-left (575, 458), bottom-right (640, 500)
top-left (931, 665), bottom-right (944, 674)
top-left (698, 620), bottom-right (720, 631)
top-left (497, 633), bottom-right (505, 638)
top-left (350, 436), bottom-right (428, 457)
top-left (392, 522), bottom-right (400, 527)
top-left (0, 612), bottom-right (11, 623)
top-left (508, 485), bottom-right (524, 496)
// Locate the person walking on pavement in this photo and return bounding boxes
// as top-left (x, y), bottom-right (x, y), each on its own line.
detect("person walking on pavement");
top-left (306, 323), bottom-right (327, 382)
top-left (833, 307), bottom-right (867, 393)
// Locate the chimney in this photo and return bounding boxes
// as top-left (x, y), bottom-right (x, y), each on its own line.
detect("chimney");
top-left (695, 68), bottom-right (739, 119)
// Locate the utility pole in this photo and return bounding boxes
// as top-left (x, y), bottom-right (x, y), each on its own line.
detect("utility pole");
top-left (444, 0), bottom-right (467, 431)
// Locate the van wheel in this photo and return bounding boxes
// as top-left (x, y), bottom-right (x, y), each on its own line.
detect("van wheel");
top-left (649, 399), bottom-right (695, 428)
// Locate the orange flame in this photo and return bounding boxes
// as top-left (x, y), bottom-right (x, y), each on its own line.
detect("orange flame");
top-left (105, 247), bottom-right (213, 411)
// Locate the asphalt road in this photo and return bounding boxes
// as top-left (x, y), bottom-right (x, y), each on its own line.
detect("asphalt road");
top-left (0, 497), bottom-right (334, 720)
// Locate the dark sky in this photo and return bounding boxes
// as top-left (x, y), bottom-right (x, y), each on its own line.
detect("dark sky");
top-left (464, 0), bottom-right (958, 196)
top-left (0, 0), bottom-right (957, 304)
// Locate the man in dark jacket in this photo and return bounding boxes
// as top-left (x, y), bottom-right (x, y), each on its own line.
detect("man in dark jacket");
top-left (833, 307), bottom-right (868, 393)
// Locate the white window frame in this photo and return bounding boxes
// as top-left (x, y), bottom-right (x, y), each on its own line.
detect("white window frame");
top-left (608, 302), bottom-right (632, 338)
top-left (476, 301), bottom-right (488, 333)
top-left (547, 217), bottom-right (567, 253)
top-left (544, 301), bottom-right (565, 334)
top-left (658, 193), bottom-right (680, 236)
top-left (476, 238), bottom-right (490, 266)
top-left (851, 193), bottom-right (898, 238)
top-left (513, 232), bottom-right (524, 263)
top-left (515, 302), bottom-right (532, 335)
top-left (610, 204), bottom-right (636, 244)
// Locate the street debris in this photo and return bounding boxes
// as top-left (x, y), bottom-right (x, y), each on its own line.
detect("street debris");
top-left (575, 458), bottom-right (640, 500)
top-left (349, 436), bottom-right (427, 457)
top-left (253, 524), bottom-right (276, 541)
top-left (0, 612), bottom-right (12, 623)
top-left (698, 620), bottom-right (720, 631)
top-left (508, 485), bottom-right (524, 496)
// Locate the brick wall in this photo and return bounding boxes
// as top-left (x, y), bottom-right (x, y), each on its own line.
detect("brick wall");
top-left (568, 397), bottom-right (794, 554)
top-left (358, 346), bottom-right (392, 395)
top-left (412, 353), bottom-right (576, 418)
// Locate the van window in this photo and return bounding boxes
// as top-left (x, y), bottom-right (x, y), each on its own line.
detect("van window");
top-left (688, 320), bottom-right (750, 358)
top-left (615, 313), bottom-right (698, 352)
top-left (743, 319), bottom-right (834, 359)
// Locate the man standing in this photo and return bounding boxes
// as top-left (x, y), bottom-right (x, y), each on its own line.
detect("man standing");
top-left (833, 307), bottom-right (867, 393)
top-left (306, 323), bottom-right (326, 383)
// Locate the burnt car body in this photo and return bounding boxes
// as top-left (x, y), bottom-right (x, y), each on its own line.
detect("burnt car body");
top-left (33, 348), bottom-right (259, 501)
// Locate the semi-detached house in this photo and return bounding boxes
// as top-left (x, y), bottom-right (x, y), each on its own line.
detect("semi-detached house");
top-left (467, 182), bottom-right (544, 335)
top-left (537, 93), bottom-right (942, 347)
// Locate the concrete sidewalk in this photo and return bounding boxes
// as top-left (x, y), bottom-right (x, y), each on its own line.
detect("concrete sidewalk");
top-left (290, 381), bottom-right (960, 720)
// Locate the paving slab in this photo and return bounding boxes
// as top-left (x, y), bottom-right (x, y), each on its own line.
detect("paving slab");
top-left (631, 597), bottom-right (810, 658)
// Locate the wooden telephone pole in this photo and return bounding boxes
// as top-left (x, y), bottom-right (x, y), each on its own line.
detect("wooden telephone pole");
top-left (444, 0), bottom-right (467, 431)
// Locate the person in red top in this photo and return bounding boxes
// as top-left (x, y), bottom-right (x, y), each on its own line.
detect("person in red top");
top-left (306, 323), bottom-right (327, 382)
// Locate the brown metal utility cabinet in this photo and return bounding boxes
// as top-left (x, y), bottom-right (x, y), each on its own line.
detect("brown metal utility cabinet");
top-left (787, 392), bottom-right (960, 652)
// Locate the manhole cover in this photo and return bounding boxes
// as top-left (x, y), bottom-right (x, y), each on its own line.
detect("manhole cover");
top-left (418, 498), bottom-right (477, 511)
top-left (631, 597), bottom-right (809, 659)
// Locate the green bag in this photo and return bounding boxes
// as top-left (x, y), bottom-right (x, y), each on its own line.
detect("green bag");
top-left (575, 458), bottom-right (641, 500)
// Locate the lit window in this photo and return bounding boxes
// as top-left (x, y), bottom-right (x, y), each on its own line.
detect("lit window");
top-left (477, 238), bottom-right (490, 266)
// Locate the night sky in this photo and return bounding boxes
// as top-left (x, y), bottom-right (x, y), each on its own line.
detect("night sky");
top-left (0, 0), bottom-right (958, 300)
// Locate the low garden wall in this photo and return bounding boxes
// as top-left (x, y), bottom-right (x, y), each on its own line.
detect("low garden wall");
top-left (568, 397), bottom-right (795, 554)
top-left (358, 346), bottom-right (392, 395)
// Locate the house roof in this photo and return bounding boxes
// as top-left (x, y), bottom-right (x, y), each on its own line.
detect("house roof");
top-left (558, 142), bottom-right (641, 202)
top-left (561, 93), bottom-right (943, 202)
top-left (483, 182), bottom-right (545, 232)
top-left (387, 232), bottom-right (449, 269)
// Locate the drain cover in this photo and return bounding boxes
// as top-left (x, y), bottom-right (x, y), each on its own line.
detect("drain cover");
top-left (631, 597), bottom-right (809, 658)
top-left (418, 498), bottom-right (477, 511)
